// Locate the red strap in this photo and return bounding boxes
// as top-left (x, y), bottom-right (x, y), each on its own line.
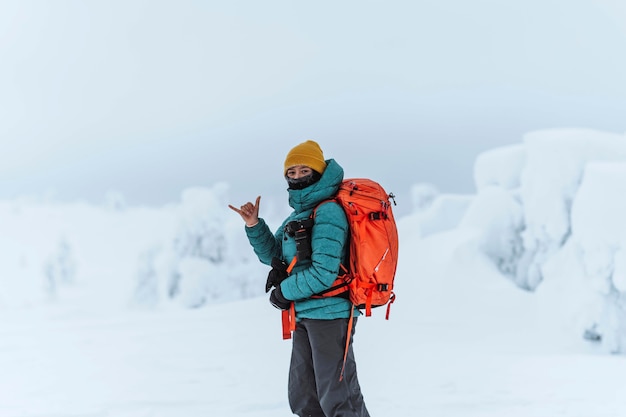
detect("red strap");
top-left (281, 302), bottom-right (296, 340)
top-left (385, 292), bottom-right (396, 320)
top-left (289, 302), bottom-right (296, 331)
top-left (365, 290), bottom-right (373, 317)
top-left (310, 273), bottom-right (351, 299)
top-left (339, 305), bottom-right (355, 382)
top-left (281, 309), bottom-right (291, 340)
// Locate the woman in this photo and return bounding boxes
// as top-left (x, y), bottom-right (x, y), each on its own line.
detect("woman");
top-left (229, 140), bottom-right (370, 417)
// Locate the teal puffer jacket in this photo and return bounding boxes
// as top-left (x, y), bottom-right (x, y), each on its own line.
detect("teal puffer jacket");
top-left (245, 159), bottom-right (358, 320)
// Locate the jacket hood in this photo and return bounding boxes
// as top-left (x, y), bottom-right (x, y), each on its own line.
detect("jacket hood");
top-left (287, 158), bottom-right (344, 213)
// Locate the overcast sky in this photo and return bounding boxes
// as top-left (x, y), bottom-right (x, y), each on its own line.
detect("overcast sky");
top-left (1, 0), bottom-right (626, 215)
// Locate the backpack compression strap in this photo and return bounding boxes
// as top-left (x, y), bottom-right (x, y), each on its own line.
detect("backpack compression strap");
top-left (339, 305), bottom-right (355, 382)
top-left (281, 256), bottom-right (298, 340)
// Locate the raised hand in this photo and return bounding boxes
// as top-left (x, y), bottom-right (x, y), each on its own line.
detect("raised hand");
top-left (228, 196), bottom-right (261, 227)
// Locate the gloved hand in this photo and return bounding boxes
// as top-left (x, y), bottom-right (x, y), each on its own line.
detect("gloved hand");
top-left (269, 285), bottom-right (291, 310)
top-left (266, 257), bottom-right (289, 293)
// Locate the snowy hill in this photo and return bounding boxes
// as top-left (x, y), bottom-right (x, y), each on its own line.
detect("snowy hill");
top-left (2, 128), bottom-right (626, 415)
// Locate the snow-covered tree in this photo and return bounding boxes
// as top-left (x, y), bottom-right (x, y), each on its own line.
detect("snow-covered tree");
top-left (459, 186), bottom-right (524, 281)
top-left (133, 246), bottom-right (161, 308)
top-left (567, 162), bottom-right (626, 353)
top-left (517, 129), bottom-right (626, 290)
top-left (43, 237), bottom-right (76, 297)
top-left (145, 184), bottom-right (266, 308)
top-left (461, 129), bottom-right (626, 353)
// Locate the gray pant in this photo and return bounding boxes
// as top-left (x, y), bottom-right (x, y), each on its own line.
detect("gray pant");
top-left (288, 318), bottom-right (370, 417)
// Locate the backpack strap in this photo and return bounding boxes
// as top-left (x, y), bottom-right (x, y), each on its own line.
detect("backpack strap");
top-left (281, 256), bottom-right (299, 340)
top-left (339, 305), bottom-right (355, 382)
top-left (385, 292), bottom-right (396, 320)
top-left (310, 264), bottom-right (351, 299)
top-left (310, 200), bottom-right (351, 300)
top-left (280, 198), bottom-right (350, 340)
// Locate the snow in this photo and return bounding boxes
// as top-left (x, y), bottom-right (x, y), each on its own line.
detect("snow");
top-left (2, 128), bottom-right (626, 415)
top-left (473, 144), bottom-right (526, 191)
top-left (405, 191), bottom-right (474, 238)
top-left (459, 185), bottom-right (524, 278)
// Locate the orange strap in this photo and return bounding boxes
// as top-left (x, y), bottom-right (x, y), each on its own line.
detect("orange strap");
top-left (281, 302), bottom-right (296, 340)
top-left (339, 305), bottom-right (355, 382)
top-left (286, 256), bottom-right (298, 274)
top-left (280, 256), bottom-right (299, 340)
top-left (385, 292), bottom-right (396, 320)
top-left (365, 290), bottom-right (373, 317)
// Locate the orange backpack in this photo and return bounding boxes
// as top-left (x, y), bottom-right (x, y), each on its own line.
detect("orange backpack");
top-left (314, 178), bottom-right (399, 318)
top-left (281, 179), bottom-right (398, 380)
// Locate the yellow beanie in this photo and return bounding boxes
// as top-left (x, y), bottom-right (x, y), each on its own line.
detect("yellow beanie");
top-left (284, 140), bottom-right (327, 175)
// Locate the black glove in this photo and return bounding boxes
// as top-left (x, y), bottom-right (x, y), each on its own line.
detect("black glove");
top-left (269, 285), bottom-right (291, 310)
top-left (266, 257), bottom-right (289, 293)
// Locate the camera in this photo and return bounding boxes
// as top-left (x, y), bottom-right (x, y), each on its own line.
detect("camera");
top-left (284, 218), bottom-right (314, 261)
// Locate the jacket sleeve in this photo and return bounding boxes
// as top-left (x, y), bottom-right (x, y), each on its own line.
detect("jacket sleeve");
top-left (244, 218), bottom-right (283, 266)
top-left (280, 201), bottom-right (348, 300)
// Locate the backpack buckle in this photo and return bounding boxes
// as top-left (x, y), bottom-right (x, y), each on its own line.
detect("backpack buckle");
top-left (369, 212), bottom-right (388, 221)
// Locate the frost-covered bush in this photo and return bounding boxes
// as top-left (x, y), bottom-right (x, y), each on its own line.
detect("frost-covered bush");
top-left (173, 186), bottom-right (228, 263)
top-left (0, 202), bottom-right (74, 307)
top-left (469, 145), bottom-right (526, 285)
top-left (135, 184), bottom-right (267, 309)
top-left (459, 186), bottom-right (524, 280)
top-left (167, 185), bottom-right (232, 307)
top-left (0, 183), bottom-right (266, 312)
top-left (43, 238), bottom-right (76, 297)
top-left (134, 246), bottom-right (161, 308)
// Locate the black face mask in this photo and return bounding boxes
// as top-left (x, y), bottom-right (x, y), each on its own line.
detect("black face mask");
top-left (286, 170), bottom-right (322, 190)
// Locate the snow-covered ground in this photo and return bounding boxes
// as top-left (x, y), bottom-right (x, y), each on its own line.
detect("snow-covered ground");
top-left (2, 128), bottom-right (626, 416)
top-left (1, 223), bottom-right (624, 417)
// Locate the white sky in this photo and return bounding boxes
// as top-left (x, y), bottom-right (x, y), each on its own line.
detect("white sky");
top-left (1, 0), bottom-right (626, 214)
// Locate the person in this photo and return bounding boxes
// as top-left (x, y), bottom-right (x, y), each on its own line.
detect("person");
top-left (229, 140), bottom-right (370, 417)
